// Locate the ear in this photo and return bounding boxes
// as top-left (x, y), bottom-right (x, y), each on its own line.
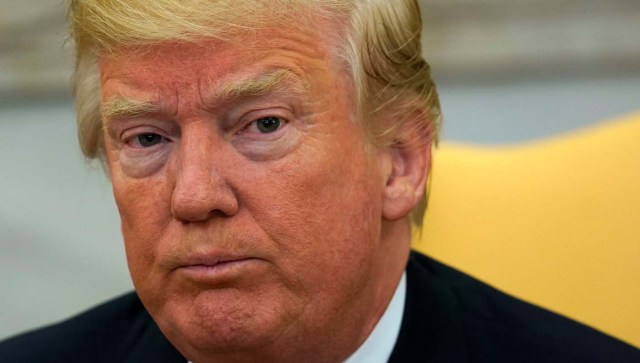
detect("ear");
top-left (381, 139), bottom-right (432, 221)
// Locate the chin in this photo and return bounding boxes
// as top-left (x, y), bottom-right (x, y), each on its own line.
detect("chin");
top-left (153, 288), bottom-right (293, 354)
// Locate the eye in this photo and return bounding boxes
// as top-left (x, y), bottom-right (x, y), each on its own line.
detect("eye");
top-left (134, 133), bottom-right (165, 147)
top-left (254, 116), bottom-right (281, 133)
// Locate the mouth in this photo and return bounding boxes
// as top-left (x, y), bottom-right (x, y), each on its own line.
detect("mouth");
top-left (176, 256), bottom-right (264, 284)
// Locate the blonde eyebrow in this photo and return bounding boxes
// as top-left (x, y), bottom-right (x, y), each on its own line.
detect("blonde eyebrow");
top-left (100, 97), bottom-right (158, 121)
top-left (215, 69), bottom-right (308, 100)
top-left (100, 70), bottom-right (306, 127)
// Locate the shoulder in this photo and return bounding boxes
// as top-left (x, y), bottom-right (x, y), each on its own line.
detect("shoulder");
top-left (399, 251), bottom-right (640, 362)
top-left (0, 292), bottom-right (152, 363)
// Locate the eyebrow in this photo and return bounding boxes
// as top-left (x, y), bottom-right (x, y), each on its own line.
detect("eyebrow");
top-left (100, 69), bottom-right (308, 125)
top-left (101, 97), bottom-right (158, 121)
top-left (214, 68), bottom-right (308, 101)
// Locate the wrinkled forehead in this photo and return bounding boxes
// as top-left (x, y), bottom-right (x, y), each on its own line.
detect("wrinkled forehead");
top-left (96, 26), bottom-right (358, 130)
top-left (91, 5), bottom-right (352, 86)
top-left (97, 24), bottom-right (348, 99)
top-left (95, 14), bottom-right (357, 117)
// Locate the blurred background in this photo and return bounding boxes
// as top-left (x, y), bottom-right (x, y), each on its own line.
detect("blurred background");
top-left (1, 0), bottom-right (639, 341)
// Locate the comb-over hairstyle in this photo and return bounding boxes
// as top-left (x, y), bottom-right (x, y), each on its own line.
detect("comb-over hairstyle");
top-left (67, 0), bottom-right (441, 225)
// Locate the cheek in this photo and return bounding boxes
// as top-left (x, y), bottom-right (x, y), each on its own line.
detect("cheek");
top-left (245, 138), bottom-right (384, 287)
top-left (111, 171), bottom-right (172, 275)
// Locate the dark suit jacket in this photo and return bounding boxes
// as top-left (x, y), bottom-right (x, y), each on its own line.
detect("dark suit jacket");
top-left (1, 251), bottom-right (638, 362)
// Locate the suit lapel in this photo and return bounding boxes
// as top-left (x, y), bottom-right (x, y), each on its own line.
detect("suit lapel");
top-left (388, 252), bottom-right (469, 363)
top-left (122, 310), bottom-right (185, 363)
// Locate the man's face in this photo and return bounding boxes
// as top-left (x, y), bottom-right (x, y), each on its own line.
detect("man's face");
top-left (99, 21), bottom-right (404, 361)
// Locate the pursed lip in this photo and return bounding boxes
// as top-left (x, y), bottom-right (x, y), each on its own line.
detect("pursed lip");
top-left (174, 253), bottom-right (265, 283)
top-left (180, 254), bottom-right (254, 267)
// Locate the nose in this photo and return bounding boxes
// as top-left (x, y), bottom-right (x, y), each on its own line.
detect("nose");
top-left (170, 131), bottom-right (239, 222)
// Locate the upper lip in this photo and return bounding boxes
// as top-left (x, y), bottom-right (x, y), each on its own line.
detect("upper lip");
top-left (175, 252), bottom-right (258, 269)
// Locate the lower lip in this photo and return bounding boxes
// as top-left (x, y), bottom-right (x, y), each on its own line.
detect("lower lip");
top-left (177, 258), bottom-right (262, 283)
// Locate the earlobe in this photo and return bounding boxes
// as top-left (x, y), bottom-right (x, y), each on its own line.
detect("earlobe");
top-left (382, 140), bottom-right (431, 221)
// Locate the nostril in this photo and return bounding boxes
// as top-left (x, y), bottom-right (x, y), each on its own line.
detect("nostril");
top-left (171, 183), bottom-right (239, 222)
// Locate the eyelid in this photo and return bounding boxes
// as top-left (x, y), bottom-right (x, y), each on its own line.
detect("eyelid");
top-left (128, 133), bottom-right (170, 149)
top-left (120, 126), bottom-right (173, 149)
top-left (238, 117), bottom-right (290, 141)
top-left (237, 107), bottom-right (291, 130)
top-left (107, 118), bottom-right (177, 139)
top-left (121, 127), bottom-right (162, 140)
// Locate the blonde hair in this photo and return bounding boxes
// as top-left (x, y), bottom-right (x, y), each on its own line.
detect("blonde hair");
top-left (67, 0), bottom-right (441, 225)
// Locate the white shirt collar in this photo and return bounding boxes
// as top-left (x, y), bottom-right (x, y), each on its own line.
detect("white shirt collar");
top-left (188, 273), bottom-right (406, 363)
top-left (343, 272), bottom-right (407, 363)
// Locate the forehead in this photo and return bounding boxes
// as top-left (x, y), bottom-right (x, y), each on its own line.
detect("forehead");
top-left (98, 22), bottom-right (344, 93)
top-left (99, 19), bottom-right (341, 74)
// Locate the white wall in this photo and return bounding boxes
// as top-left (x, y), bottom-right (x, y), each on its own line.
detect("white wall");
top-left (438, 75), bottom-right (640, 143)
top-left (0, 100), bottom-right (129, 340)
top-left (1, 74), bottom-right (639, 340)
